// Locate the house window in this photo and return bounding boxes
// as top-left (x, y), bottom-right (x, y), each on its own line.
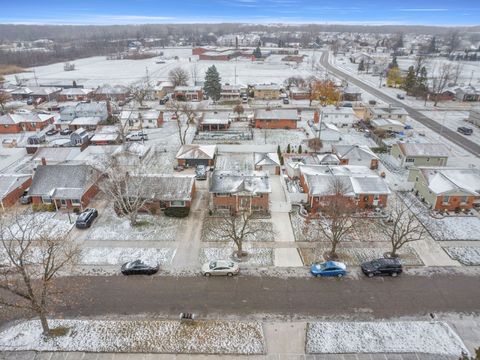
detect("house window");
top-left (405, 158), bottom-right (414, 163)
top-left (4, 125), bottom-right (9, 128)
top-left (460, 196), bottom-right (468, 204)
top-left (426, 158), bottom-right (430, 162)
top-left (373, 194), bottom-right (380, 200)
top-left (215, 193), bottom-right (229, 197)
top-left (31, 122), bottom-right (36, 126)
top-left (170, 200), bottom-right (185, 207)
top-left (42, 196), bottom-right (52, 204)
top-left (442, 196), bottom-right (449, 204)
top-left (363, 195), bottom-right (369, 202)
top-left (60, 199), bottom-right (67, 207)
top-left (72, 199), bottom-right (81, 206)
top-left (415, 177), bottom-right (419, 182)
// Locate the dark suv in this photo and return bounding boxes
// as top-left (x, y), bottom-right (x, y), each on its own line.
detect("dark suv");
top-left (75, 208), bottom-right (98, 229)
top-left (457, 126), bottom-right (473, 135)
top-left (361, 258), bottom-right (403, 277)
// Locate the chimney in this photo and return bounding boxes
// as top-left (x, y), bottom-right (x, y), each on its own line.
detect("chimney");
top-left (157, 111), bottom-right (164, 127)
top-left (41, 157), bottom-right (46, 166)
top-left (314, 110), bottom-right (320, 124)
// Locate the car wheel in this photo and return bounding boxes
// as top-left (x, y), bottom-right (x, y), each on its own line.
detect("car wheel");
top-left (227, 272), bottom-right (233, 277)
top-left (368, 273), bottom-right (374, 278)
top-left (315, 274), bottom-right (321, 277)
top-left (204, 272), bottom-right (211, 277)
top-left (337, 273), bottom-right (343, 278)
top-left (391, 272), bottom-right (398, 277)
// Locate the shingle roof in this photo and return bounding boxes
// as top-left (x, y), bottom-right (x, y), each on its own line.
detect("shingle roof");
top-left (254, 109), bottom-right (299, 121)
top-left (0, 174), bottom-right (31, 199)
top-left (419, 167), bottom-right (480, 196)
top-left (210, 170), bottom-right (271, 195)
top-left (175, 144), bottom-right (216, 160)
top-left (134, 175), bottom-right (195, 201)
top-left (397, 143), bottom-right (449, 157)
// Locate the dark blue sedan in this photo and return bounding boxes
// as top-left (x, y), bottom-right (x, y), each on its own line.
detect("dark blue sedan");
top-left (310, 261), bottom-right (347, 277)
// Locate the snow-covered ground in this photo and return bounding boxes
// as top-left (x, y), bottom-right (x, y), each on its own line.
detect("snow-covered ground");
top-left (201, 219), bottom-right (275, 242)
top-left (306, 321), bottom-right (468, 355)
top-left (80, 247), bottom-right (176, 266)
top-left (199, 245), bottom-right (273, 267)
top-left (443, 247), bottom-right (480, 266)
top-left (0, 319), bottom-right (265, 354)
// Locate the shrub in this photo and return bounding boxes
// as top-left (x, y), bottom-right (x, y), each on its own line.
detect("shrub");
top-left (32, 203), bottom-right (56, 212)
top-left (164, 207), bottom-right (190, 218)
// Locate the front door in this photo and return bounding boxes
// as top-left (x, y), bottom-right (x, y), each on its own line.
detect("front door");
top-left (239, 196), bottom-right (251, 211)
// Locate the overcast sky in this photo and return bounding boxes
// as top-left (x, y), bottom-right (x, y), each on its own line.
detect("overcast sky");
top-left (1, 0), bottom-right (479, 25)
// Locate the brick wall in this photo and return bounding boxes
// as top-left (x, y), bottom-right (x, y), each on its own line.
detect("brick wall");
top-left (434, 195), bottom-right (476, 211)
top-left (254, 119), bottom-right (297, 129)
top-left (1, 177), bottom-right (31, 207)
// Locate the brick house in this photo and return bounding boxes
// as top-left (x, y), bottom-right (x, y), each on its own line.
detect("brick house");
top-left (57, 88), bottom-right (94, 102)
top-left (289, 87), bottom-right (310, 100)
top-left (341, 86), bottom-right (362, 102)
top-left (11, 86), bottom-right (62, 103)
top-left (299, 165), bottom-right (390, 212)
top-left (175, 144), bottom-right (217, 167)
top-left (120, 110), bottom-right (164, 129)
top-left (408, 167), bottom-right (480, 211)
top-left (253, 84), bottom-right (282, 100)
top-left (0, 113), bottom-right (55, 134)
top-left (209, 170), bottom-right (271, 213)
top-left (198, 112), bottom-right (231, 131)
top-left (365, 106), bottom-right (408, 123)
top-left (0, 174), bottom-right (32, 210)
top-left (215, 145), bottom-right (281, 176)
top-left (390, 143), bottom-right (449, 168)
top-left (220, 84), bottom-right (247, 101)
top-left (94, 85), bottom-right (130, 102)
top-left (332, 144), bottom-right (380, 170)
top-left (131, 175), bottom-right (196, 212)
top-left (173, 86), bottom-right (203, 101)
top-left (27, 164), bottom-right (99, 211)
top-left (253, 109), bottom-right (299, 129)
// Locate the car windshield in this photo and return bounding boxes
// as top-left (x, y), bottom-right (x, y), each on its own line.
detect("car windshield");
top-left (209, 261), bottom-right (217, 269)
top-left (315, 263), bottom-right (326, 270)
top-left (371, 260), bottom-right (381, 267)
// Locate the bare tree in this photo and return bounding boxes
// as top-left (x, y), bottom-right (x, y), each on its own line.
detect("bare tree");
top-left (129, 83), bottom-right (150, 106)
top-left (377, 198), bottom-right (426, 258)
top-left (204, 210), bottom-right (274, 258)
top-left (446, 30), bottom-right (461, 55)
top-left (451, 63), bottom-right (464, 86)
top-left (0, 90), bottom-right (12, 110)
top-left (167, 100), bottom-right (199, 145)
top-left (168, 67), bottom-right (189, 87)
top-left (97, 153), bottom-right (150, 226)
top-left (413, 55), bottom-right (428, 77)
top-left (307, 179), bottom-right (357, 259)
top-left (430, 63), bottom-right (455, 106)
top-left (0, 212), bottom-right (80, 336)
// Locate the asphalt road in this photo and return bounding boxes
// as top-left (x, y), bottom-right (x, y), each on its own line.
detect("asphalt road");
top-left (1, 274), bottom-right (479, 326)
top-left (319, 51), bottom-right (480, 157)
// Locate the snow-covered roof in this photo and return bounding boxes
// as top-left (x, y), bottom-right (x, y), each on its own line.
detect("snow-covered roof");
top-left (210, 170), bottom-right (271, 195)
top-left (254, 152), bottom-right (280, 167)
top-left (174, 86), bottom-right (202, 92)
top-left (316, 153), bottom-right (340, 165)
top-left (419, 167), bottom-right (480, 196)
top-left (321, 105), bottom-right (355, 116)
top-left (114, 142), bottom-right (151, 158)
top-left (397, 143), bottom-right (449, 158)
top-left (254, 109), bottom-right (298, 121)
top-left (371, 119), bottom-right (404, 128)
top-left (33, 147), bottom-right (81, 163)
top-left (300, 164), bottom-right (390, 197)
top-left (201, 111), bottom-right (231, 125)
top-left (28, 164), bottom-right (95, 198)
top-left (59, 88), bottom-right (94, 96)
top-left (333, 144), bottom-right (379, 161)
top-left (95, 84), bottom-right (129, 95)
top-left (175, 144), bottom-right (216, 160)
top-left (0, 174), bottom-right (31, 200)
top-left (70, 116), bottom-right (102, 126)
top-left (0, 113), bottom-right (54, 125)
top-left (254, 84), bottom-right (282, 91)
top-left (134, 175), bottom-right (195, 201)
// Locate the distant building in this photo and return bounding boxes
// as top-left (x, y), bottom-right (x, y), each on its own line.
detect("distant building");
top-left (0, 113), bottom-right (55, 134)
top-left (253, 84), bottom-right (282, 100)
top-left (173, 86), bottom-right (203, 101)
top-left (57, 88), bottom-right (94, 102)
top-left (253, 109), bottom-right (299, 129)
top-left (390, 143), bottom-right (449, 167)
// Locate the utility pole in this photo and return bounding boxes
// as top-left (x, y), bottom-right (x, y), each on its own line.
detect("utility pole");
top-left (234, 66), bottom-right (237, 85)
top-left (33, 70), bottom-right (39, 86)
top-left (469, 70), bottom-right (474, 86)
top-left (145, 67), bottom-right (150, 85)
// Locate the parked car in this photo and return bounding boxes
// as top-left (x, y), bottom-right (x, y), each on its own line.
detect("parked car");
top-left (121, 260), bottom-right (159, 276)
top-left (60, 129), bottom-right (73, 135)
top-left (361, 258), bottom-right (403, 277)
top-left (126, 131), bottom-right (148, 141)
top-left (241, 96), bottom-right (248, 104)
top-left (396, 93), bottom-right (405, 100)
top-left (310, 261), bottom-right (347, 277)
top-left (368, 100), bottom-right (377, 105)
top-left (45, 129), bottom-right (58, 136)
top-left (283, 98), bottom-right (290, 104)
top-left (457, 126), bottom-right (473, 135)
top-left (159, 96), bottom-right (170, 105)
top-left (195, 165), bottom-right (207, 180)
top-left (201, 260), bottom-right (239, 277)
top-left (75, 208), bottom-right (98, 229)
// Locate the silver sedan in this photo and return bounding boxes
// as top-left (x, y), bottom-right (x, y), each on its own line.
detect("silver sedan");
top-left (201, 260), bottom-right (240, 277)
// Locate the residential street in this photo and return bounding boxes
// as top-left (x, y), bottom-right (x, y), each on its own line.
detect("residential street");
top-left (1, 273), bottom-right (480, 328)
top-left (319, 51), bottom-right (480, 157)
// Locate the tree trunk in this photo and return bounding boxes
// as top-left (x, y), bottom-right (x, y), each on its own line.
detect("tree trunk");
top-left (329, 239), bottom-right (338, 259)
top-left (129, 212), bottom-right (138, 227)
top-left (390, 244), bottom-right (399, 258)
top-left (39, 311), bottom-right (50, 336)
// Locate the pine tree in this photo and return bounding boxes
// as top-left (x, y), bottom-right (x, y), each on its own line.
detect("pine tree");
top-left (204, 65), bottom-right (222, 102)
top-left (357, 59), bottom-right (365, 73)
top-left (298, 145), bottom-right (303, 154)
top-left (403, 66), bottom-right (416, 95)
top-left (416, 67), bottom-right (428, 97)
top-left (286, 144), bottom-right (291, 153)
top-left (253, 46), bottom-right (262, 59)
top-left (428, 36), bottom-right (437, 53)
top-left (388, 56), bottom-right (398, 69)
top-left (277, 145), bottom-right (284, 165)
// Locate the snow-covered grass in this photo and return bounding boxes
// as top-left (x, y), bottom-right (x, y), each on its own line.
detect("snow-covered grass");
top-left (201, 219), bottom-right (275, 242)
top-left (80, 247), bottom-right (176, 266)
top-left (443, 247), bottom-right (480, 266)
top-left (299, 246), bottom-right (423, 266)
top-left (306, 321), bottom-right (468, 355)
top-left (402, 193), bottom-right (480, 241)
top-left (199, 245), bottom-right (273, 267)
top-left (0, 319), bottom-right (265, 354)
top-left (86, 209), bottom-right (185, 242)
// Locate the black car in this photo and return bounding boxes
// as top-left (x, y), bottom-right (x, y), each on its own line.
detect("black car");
top-left (159, 96), bottom-right (170, 105)
top-left (361, 258), bottom-right (403, 277)
top-left (457, 126), bottom-right (473, 135)
top-left (121, 260), bottom-right (159, 275)
top-left (60, 129), bottom-right (73, 136)
top-left (75, 208), bottom-right (98, 229)
top-left (45, 129), bottom-right (58, 136)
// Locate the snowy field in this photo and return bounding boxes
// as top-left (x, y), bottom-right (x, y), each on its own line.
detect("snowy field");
top-left (306, 321), bottom-right (468, 355)
top-left (80, 247), bottom-right (176, 266)
top-left (0, 319), bottom-right (265, 354)
top-left (443, 247), bottom-right (480, 266)
top-left (199, 245), bottom-right (274, 267)
top-left (8, 47), bottom-right (318, 88)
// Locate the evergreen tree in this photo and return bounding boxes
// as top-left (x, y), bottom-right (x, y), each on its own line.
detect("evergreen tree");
top-left (286, 144), bottom-right (291, 153)
top-left (277, 145), bottom-right (284, 165)
top-left (204, 65), bottom-right (222, 102)
top-left (388, 56), bottom-right (398, 69)
top-left (298, 145), bottom-right (303, 154)
top-left (357, 59), bottom-right (365, 72)
top-left (428, 36), bottom-right (437, 53)
top-left (403, 66), bottom-right (416, 95)
top-left (416, 66), bottom-right (428, 96)
top-left (253, 46), bottom-right (262, 59)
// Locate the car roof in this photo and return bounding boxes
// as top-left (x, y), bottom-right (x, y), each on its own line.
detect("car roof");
top-left (324, 261), bottom-right (346, 270)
